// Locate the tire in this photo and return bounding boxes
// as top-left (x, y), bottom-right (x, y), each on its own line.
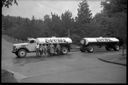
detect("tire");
top-left (61, 47), bottom-right (68, 55)
top-left (80, 46), bottom-right (86, 52)
top-left (80, 47), bottom-right (86, 52)
top-left (113, 45), bottom-right (120, 51)
top-left (87, 46), bottom-right (94, 53)
top-left (17, 49), bottom-right (27, 58)
top-left (105, 46), bottom-right (112, 51)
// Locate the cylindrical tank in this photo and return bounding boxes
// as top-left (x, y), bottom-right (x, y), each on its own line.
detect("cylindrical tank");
top-left (36, 37), bottom-right (72, 44)
top-left (80, 37), bottom-right (119, 45)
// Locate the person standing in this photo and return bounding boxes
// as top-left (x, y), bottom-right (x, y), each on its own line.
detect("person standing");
top-left (42, 44), bottom-right (46, 57)
top-left (50, 43), bottom-right (55, 56)
top-left (54, 44), bottom-right (57, 55)
top-left (39, 44), bottom-right (43, 57)
top-left (56, 43), bottom-right (61, 55)
top-left (44, 44), bottom-right (48, 57)
top-left (47, 44), bottom-right (50, 56)
top-left (36, 43), bottom-right (40, 57)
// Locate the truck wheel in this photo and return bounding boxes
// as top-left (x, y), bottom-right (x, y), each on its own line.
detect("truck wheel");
top-left (87, 46), bottom-right (94, 53)
top-left (80, 48), bottom-right (86, 52)
top-left (61, 47), bottom-right (68, 55)
top-left (105, 46), bottom-right (112, 51)
top-left (80, 46), bottom-right (86, 52)
top-left (17, 49), bottom-right (27, 58)
top-left (113, 45), bottom-right (120, 51)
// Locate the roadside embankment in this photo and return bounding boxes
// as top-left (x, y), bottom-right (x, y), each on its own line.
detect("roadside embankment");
top-left (98, 51), bottom-right (126, 66)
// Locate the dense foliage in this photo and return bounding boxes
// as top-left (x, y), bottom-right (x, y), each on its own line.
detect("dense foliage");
top-left (2, 0), bottom-right (18, 8)
top-left (99, 0), bottom-right (127, 43)
top-left (2, 0), bottom-right (127, 44)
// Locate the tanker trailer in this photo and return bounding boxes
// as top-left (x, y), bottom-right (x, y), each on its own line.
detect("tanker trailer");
top-left (80, 37), bottom-right (120, 53)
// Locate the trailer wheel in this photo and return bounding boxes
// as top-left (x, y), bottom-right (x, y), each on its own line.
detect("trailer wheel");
top-left (80, 48), bottom-right (86, 52)
top-left (17, 49), bottom-right (27, 58)
top-left (61, 47), bottom-right (68, 55)
top-left (80, 46), bottom-right (86, 52)
top-left (87, 46), bottom-right (94, 53)
top-left (113, 45), bottom-right (120, 51)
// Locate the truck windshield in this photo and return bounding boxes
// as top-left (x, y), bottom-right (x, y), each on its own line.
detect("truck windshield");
top-left (29, 40), bottom-right (35, 43)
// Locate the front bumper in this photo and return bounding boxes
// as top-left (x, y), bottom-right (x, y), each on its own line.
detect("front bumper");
top-left (12, 49), bottom-right (18, 53)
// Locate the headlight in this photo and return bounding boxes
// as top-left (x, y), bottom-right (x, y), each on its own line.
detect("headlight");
top-left (13, 46), bottom-right (16, 49)
top-left (80, 40), bottom-right (84, 44)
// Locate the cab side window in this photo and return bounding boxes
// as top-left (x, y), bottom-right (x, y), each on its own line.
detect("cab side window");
top-left (30, 40), bottom-right (35, 43)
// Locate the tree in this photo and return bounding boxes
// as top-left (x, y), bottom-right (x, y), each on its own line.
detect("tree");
top-left (93, 13), bottom-right (110, 36)
top-left (44, 15), bottom-right (50, 20)
top-left (73, 0), bottom-right (93, 40)
top-left (76, 0), bottom-right (92, 24)
top-left (2, 0), bottom-right (18, 8)
top-left (50, 13), bottom-right (62, 36)
top-left (101, 0), bottom-right (127, 38)
top-left (31, 16), bottom-right (35, 24)
top-left (101, 0), bottom-right (127, 16)
top-left (43, 14), bottom-right (52, 37)
top-left (61, 10), bottom-right (74, 37)
top-left (44, 14), bottom-right (51, 27)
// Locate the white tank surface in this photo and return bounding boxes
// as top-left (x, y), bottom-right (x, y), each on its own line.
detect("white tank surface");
top-left (36, 37), bottom-right (72, 44)
top-left (81, 37), bottom-right (119, 45)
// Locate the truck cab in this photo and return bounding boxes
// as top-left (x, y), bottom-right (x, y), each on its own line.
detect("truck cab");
top-left (26, 38), bottom-right (37, 52)
top-left (12, 38), bottom-right (37, 58)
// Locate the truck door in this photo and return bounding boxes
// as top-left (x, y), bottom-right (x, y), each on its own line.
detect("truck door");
top-left (26, 40), bottom-right (37, 52)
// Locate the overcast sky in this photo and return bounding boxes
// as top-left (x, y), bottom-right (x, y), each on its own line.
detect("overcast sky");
top-left (2, 0), bottom-right (104, 19)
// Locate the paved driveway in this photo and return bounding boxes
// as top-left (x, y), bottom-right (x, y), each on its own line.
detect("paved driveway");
top-left (2, 38), bottom-right (126, 83)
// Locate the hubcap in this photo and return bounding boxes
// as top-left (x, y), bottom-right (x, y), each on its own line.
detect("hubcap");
top-left (63, 48), bottom-right (67, 54)
top-left (20, 51), bottom-right (25, 56)
top-left (90, 48), bottom-right (93, 52)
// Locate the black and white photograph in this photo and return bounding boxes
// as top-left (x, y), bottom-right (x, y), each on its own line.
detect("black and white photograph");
top-left (2, 0), bottom-right (127, 83)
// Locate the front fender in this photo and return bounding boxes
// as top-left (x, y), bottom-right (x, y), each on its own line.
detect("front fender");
top-left (18, 47), bottom-right (29, 52)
